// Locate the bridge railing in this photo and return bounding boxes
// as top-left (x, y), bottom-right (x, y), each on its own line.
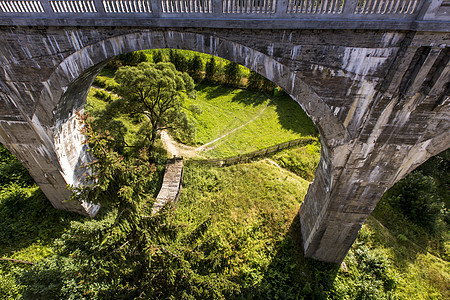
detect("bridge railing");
top-left (0, 0), bottom-right (441, 19)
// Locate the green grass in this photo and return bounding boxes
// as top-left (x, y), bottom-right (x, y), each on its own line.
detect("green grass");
top-left (271, 141), bottom-right (321, 181)
top-left (176, 161), bottom-right (320, 297)
top-left (86, 87), bottom-right (143, 147)
top-left (348, 217), bottom-right (450, 299)
top-left (186, 84), bottom-right (318, 158)
top-left (175, 160), bottom-right (449, 299)
top-left (0, 145), bottom-right (81, 299)
top-left (90, 74), bottom-right (318, 159)
top-left (185, 84), bottom-right (272, 145)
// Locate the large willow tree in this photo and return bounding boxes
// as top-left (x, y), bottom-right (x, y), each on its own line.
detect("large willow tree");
top-left (115, 62), bottom-right (196, 147)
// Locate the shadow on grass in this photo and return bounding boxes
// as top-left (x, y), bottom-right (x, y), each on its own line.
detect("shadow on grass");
top-left (196, 83), bottom-right (236, 101)
top-left (0, 187), bottom-right (82, 255)
top-left (236, 214), bottom-right (339, 299)
top-left (0, 146), bottom-right (82, 256)
top-left (196, 83), bottom-right (319, 137)
top-left (230, 89), bottom-right (268, 107)
top-left (273, 94), bottom-right (319, 137)
top-left (231, 89), bottom-right (319, 136)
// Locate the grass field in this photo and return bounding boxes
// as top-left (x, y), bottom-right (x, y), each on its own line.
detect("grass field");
top-left (185, 84), bottom-right (318, 158)
top-left (2, 58), bottom-right (447, 298)
top-left (91, 70), bottom-right (319, 159)
top-left (0, 119), bottom-right (448, 298)
top-left (170, 158), bottom-right (450, 299)
top-left (174, 159), bottom-right (449, 299)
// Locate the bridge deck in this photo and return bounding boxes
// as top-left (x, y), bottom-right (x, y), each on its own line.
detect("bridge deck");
top-left (0, 0), bottom-right (449, 31)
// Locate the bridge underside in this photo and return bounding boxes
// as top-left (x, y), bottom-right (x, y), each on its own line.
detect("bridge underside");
top-left (0, 26), bottom-right (448, 263)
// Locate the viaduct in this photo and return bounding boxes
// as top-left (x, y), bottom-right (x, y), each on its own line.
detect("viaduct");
top-left (0, 0), bottom-right (449, 263)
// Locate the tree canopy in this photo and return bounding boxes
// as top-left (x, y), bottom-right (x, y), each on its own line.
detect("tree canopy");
top-left (114, 62), bottom-right (196, 146)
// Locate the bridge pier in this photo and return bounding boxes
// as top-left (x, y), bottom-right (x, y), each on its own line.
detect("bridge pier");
top-left (0, 117), bottom-right (93, 215)
top-left (300, 128), bottom-right (449, 263)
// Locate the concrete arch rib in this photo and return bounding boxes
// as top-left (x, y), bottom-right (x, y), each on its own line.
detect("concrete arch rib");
top-left (39, 30), bottom-right (347, 146)
top-left (36, 30), bottom-right (349, 262)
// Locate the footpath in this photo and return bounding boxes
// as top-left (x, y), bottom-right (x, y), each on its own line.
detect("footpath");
top-left (153, 157), bottom-right (184, 213)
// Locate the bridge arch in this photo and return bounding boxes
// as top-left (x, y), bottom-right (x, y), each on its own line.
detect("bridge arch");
top-left (40, 30), bottom-right (347, 141)
top-left (0, 25), bottom-right (447, 264)
top-left (37, 30), bottom-right (350, 240)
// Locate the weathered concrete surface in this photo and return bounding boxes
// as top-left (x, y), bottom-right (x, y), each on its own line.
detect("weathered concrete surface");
top-left (0, 27), bottom-right (448, 263)
top-left (153, 157), bottom-right (184, 213)
top-left (1, 0), bottom-right (449, 32)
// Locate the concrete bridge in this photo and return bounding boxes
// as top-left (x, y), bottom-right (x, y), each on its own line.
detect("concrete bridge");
top-left (0, 0), bottom-right (449, 263)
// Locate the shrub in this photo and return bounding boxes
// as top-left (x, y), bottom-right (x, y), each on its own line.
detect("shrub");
top-left (152, 49), bottom-right (164, 63)
top-left (116, 51), bottom-right (147, 66)
top-left (93, 89), bottom-right (113, 102)
top-left (247, 71), bottom-right (277, 93)
top-left (93, 77), bottom-right (119, 93)
top-left (388, 171), bottom-right (444, 233)
top-left (272, 142), bottom-right (321, 181)
top-left (169, 49), bottom-right (188, 72)
top-left (189, 54), bottom-right (204, 81)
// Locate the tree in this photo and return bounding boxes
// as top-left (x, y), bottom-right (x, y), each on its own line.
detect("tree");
top-left (247, 70), bottom-right (262, 90)
top-left (224, 61), bottom-right (242, 86)
top-left (247, 71), bottom-right (277, 93)
top-left (152, 49), bottom-right (164, 63)
top-left (389, 171), bottom-right (444, 233)
top-left (189, 54), bottom-right (204, 81)
top-left (19, 114), bottom-right (238, 299)
top-left (169, 49), bottom-right (188, 72)
top-left (105, 51), bottom-right (148, 70)
top-left (117, 51), bottom-right (148, 66)
top-left (114, 62), bottom-right (196, 147)
top-left (205, 56), bottom-right (217, 82)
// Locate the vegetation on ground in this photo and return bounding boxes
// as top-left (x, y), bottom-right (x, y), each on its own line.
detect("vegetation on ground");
top-left (0, 49), bottom-right (448, 299)
top-left (0, 145), bottom-right (82, 299)
top-left (92, 67), bottom-right (318, 158)
top-left (271, 141), bottom-right (321, 181)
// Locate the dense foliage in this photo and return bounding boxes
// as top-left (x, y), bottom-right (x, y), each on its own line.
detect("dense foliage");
top-left (272, 141), bottom-right (321, 181)
top-left (205, 56), bottom-right (218, 82)
top-left (388, 171), bottom-right (444, 233)
top-left (19, 116), bottom-right (239, 299)
top-left (224, 61), bottom-right (243, 86)
top-left (114, 62), bottom-right (196, 146)
top-left (247, 71), bottom-right (277, 93)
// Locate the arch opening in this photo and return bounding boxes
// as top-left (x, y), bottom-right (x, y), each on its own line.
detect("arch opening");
top-left (38, 30), bottom-right (345, 217)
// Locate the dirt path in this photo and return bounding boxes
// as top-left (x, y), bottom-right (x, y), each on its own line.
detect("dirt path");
top-left (161, 101), bottom-right (271, 157)
top-left (160, 130), bottom-right (202, 158)
top-left (92, 85), bottom-right (271, 159)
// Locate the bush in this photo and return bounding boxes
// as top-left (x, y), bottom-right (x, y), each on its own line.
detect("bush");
top-left (152, 49), bottom-right (164, 63)
top-left (117, 51), bottom-right (147, 66)
top-left (388, 171), bottom-right (444, 233)
top-left (272, 142), bottom-right (321, 181)
top-left (93, 77), bottom-right (119, 93)
top-left (189, 54), bottom-right (204, 81)
top-left (93, 89), bottom-right (113, 102)
top-left (247, 71), bottom-right (277, 93)
top-left (169, 49), bottom-right (188, 72)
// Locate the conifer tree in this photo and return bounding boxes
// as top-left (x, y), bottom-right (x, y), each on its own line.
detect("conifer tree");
top-left (224, 61), bottom-right (242, 86)
top-left (205, 56), bottom-right (217, 82)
